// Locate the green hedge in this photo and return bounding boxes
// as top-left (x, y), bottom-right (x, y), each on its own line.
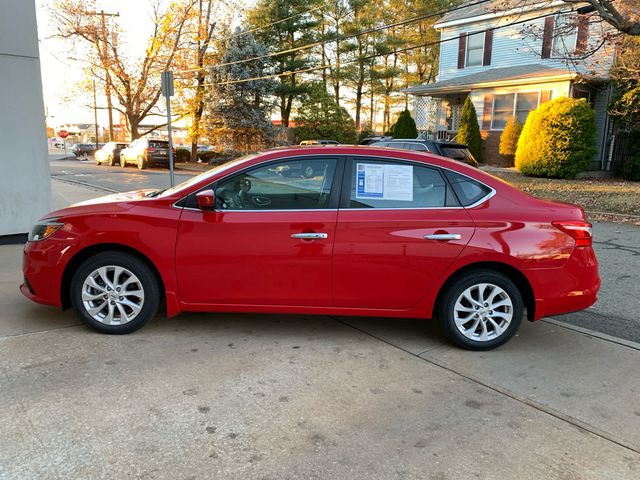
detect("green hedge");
top-left (175, 148), bottom-right (190, 163)
top-left (515, 97), bottom-right (595, 179)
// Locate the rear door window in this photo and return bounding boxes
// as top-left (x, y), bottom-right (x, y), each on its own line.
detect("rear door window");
top-left (347, 159), bottom-right (452, 209)
top-left (444, 170), bottom-right (493, 206)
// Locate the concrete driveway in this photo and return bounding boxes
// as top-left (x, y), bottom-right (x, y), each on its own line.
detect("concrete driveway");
top-left (1, 181), bottom-right (639, 479)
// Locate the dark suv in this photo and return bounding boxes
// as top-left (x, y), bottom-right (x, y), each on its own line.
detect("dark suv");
top-left (72, 143), bottom-right (99, 158)
top-left (120, 139), bottom-right (174, 169)
top-left (369, 138), bottom-right (478, 167)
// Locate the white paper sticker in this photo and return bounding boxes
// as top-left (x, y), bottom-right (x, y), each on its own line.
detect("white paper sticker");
top-left (356, 163), bottom-right (413, 201)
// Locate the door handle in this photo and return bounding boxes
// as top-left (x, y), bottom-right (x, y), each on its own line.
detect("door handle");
top-left (291, 233), bottom-right (328, 240)
top-left (424, 233), bottom-right (462, 241)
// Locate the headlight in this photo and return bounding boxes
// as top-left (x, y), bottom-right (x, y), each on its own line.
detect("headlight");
top-left (28, 220), bottom-right (64, 242)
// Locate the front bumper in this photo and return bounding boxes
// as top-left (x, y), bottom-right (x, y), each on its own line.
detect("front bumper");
top-left (21, 240), bottom-right (68, 308)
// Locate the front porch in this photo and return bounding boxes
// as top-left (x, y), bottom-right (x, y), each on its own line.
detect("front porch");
top-left (411, 94), bottom-right (469, 142)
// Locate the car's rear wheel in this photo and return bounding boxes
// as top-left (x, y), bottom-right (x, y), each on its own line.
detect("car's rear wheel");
top-left (438, 270), bottom-right (523, 351)
top-left (120, 155), bottom-right (127, 167)
top-left (95, 157), bottom-right (101, 165)
top-left (70, 252), bottom-right (160, 334)
top-left (137, 156), bottom-right (146, 170)
top-left (108, 155), bottom-right (116, 166)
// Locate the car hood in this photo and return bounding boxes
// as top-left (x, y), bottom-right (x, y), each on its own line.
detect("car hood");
top-left (43, 189), bottom-right (157, 220)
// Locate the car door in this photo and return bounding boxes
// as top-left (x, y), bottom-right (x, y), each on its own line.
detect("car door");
top-left (175, 156), bottom-right (343, 306)
top-left (332, 157), bottom-right (476, 310)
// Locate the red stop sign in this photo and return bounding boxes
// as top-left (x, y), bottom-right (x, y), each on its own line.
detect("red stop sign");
top-left (58, 130), bottom-right (69, 139)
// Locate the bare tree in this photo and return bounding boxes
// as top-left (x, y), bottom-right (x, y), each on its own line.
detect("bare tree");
top-left (52, 0), bottom-right (195, 139)
top-left (561, 0), bottom-right (640, 35)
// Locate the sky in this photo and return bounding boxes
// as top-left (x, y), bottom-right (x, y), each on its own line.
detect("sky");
top-left (36, 0), bottom-right (254, 128)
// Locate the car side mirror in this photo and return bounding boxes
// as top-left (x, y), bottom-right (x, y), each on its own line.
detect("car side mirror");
top-left (196, 189), bottom-right (215, 210)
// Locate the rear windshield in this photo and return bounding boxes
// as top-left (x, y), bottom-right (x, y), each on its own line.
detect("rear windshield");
top-left (149, 141), bottom-right (169, 149)
top-left (444, 170), bottom-right (492, 206)
top-left (440, 146), bottom-right (476, 163)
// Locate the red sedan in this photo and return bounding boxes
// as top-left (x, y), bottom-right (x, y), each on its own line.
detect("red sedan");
top-left (21, 146), bottom-right (599, 350)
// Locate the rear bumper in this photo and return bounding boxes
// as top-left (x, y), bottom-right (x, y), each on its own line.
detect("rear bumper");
top-left (528, 246), bottom-right (600, 320)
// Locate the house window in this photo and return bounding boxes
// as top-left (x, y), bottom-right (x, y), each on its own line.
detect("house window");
top-left (466, 31), bottom-right (485, 67)
top-left (515, 92), bottom-right (539, 124)
top-left (552, 15), bottom-right (578, 57)
top-left (492, 94), bottom-right (515, 130)
top-left (492, 92), bottom-right (540, 130)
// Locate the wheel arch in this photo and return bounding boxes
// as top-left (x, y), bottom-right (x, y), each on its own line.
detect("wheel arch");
top-left (60, 243), bottom-right (166, 311)
top-left (433, 261), bottom-right (536, 322)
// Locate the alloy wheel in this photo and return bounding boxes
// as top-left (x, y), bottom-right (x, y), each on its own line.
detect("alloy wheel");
top-left (81, 265), bottom-right (145, 325)
top-left (453, 283), bottom-right (513, 342)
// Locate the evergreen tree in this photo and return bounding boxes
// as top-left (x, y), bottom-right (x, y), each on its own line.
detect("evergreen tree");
top-left (246, 0), bottom-right (319, 127)
top-left (457, 97), bottom-right (483, 163)
top-left (205, 29), bottom-right (276, 153)
top-left (499, 117), bottom-right (523, 165)
top-left (388, 109), bottom-right (418, 138)
top-left (294, 82), bottom-right (357, 144)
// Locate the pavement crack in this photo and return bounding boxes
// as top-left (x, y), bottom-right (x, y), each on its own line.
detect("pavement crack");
top-left (328, 315), bottom-right (640, 456)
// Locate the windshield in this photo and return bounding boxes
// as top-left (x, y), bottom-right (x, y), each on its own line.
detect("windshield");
top-left (157, 153), bottom-right (260, 198)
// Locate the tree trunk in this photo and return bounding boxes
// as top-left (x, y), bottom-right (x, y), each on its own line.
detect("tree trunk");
top-left (355, 84), bottom-right (363, 131)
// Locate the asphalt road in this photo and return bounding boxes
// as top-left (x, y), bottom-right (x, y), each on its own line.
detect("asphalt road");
top-left (48, 152), bottom-right (640, 343)
top-left (49, 152), bottom-right (199, 193)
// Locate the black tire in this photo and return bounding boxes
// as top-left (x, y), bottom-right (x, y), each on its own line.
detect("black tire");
top-left (137, 156), bottom-right (146, 170)
top-left (108, 155), bottom-right (116, 166)
top-left (70, 251), bottom-right (161, 334)
top-left (96, 157), bottom-right (101, 165)
top-left (120, 155), bottom-right (128, 167)
top-left (438, 270), bottom-right (523, 351)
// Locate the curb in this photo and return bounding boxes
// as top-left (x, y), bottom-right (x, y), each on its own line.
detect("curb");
top-left (542, 318), bottom-right (640, 351)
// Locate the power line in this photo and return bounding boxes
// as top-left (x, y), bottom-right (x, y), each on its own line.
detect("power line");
top-left (175, 0), bottom-right (494, 74)
top-left (231, 5), bottom-right (322, 38)
top-left (192, 7), bottom-right (577, 88)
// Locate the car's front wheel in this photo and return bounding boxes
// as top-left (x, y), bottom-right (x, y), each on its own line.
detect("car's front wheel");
top-left (108, 155), bottom-right (116, 166)
top-left (120, 155), bottom-right (127, 167)
top-left (137, 156), bottom-right (146, 170)
top-left (70, 251), bottom-right (160, 334)
top-left (438, 270), bottom-right (523, 351)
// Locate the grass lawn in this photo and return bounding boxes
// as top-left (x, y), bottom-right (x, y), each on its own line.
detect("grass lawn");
top-left (484, 168), bottom-right (640, 226)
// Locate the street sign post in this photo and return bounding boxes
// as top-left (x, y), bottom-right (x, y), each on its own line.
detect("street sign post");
top-left (161, 71), bottom-right (176, 187)
top-left (58, 130), bottom-right (69, 155)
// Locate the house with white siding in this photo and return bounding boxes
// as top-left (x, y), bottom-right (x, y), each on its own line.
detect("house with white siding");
top-left (405, 0), bottom-right (616, 168)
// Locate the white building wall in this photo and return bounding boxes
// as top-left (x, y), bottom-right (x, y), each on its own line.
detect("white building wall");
top-left (0, 0), bottom-right (50, 235)
top-left (437, 8), bottom-right (615, 82)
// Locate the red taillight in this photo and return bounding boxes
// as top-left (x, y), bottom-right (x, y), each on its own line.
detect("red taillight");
top-left (552, 221), bottom-right (593, 247)
top-left (145, 147), bottom-right (156, 153)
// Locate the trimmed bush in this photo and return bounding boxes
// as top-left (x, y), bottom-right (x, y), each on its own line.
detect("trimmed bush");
top-left (457, 98), bottom-right (483, 163)
top-left (619, 130), bottom-right (640, 181)
top-left (515, 97), bottom-right (595, 179)
top-left (389, 109), bottom-right (418, 139)
top-left (499, 117), bottom-right (522, 165)
top-left (175, 148), bottom-right (190, 163)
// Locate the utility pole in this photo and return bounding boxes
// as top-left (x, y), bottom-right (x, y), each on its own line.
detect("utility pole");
top-left (85, 10), bottom-right (119, 142)
top-left (93, 79), bottom-right (99, 149)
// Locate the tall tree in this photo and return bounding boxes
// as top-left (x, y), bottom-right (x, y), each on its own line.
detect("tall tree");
top-left (205, 29), bottom-right (276, 152)
top-left (247, 0), bottom-right (319, 127)
top-left (173, 0), bottom-right (225, 162)
top-left (52, 0), bottom-right (196, 139)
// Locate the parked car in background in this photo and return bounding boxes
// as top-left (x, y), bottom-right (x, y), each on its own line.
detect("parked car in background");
top-left (120, 139), bottom-right (174, 170)
top-left (22, 146), bottom-right (599, 351)
top-left (299, 140), bottom-right (339, 145)
top-left (370, 138), bottom-right (479, 167)
top-left (72, 143), bottom-right (99, 158)
top-left (359, 136), bottom-right (392, 145)
top-left (95, 142), bottom-right (129, 166)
